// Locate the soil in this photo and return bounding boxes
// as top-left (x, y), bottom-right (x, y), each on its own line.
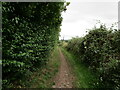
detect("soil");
top-left (52, 48), bottom-right (74, 88)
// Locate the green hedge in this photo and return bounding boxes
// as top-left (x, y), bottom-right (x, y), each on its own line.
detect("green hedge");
top-left (2, 2), bottom-right (65, 88)
top-left (66, 25), bottom-right (120, 89)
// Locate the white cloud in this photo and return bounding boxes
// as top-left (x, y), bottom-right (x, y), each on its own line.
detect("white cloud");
top-left (59, 1), bottom-right (118, 40)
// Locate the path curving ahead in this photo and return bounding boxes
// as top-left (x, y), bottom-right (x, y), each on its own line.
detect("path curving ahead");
top-left (52, 48), bottom-right (74, 88)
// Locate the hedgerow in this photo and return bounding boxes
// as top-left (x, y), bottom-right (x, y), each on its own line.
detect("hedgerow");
top-left (66, 24), bottom-right (120, 89)
top-left (2, 2), bottom-right (66, 88)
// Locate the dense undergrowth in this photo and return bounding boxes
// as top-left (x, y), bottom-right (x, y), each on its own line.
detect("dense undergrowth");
top-left (25, 46), bottom-right (60, 88)
top-left (2, 2), bottom-right (67, 88)
top-left (61, 47), bottom-right (99, 88)
top-left (65, 24), bottom-right (120, 89)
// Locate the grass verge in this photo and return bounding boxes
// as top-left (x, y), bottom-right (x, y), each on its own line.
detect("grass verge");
top-left (23, 46), bottom-right (60, 88)
top-left (61, 47), bottom-right (100, 88)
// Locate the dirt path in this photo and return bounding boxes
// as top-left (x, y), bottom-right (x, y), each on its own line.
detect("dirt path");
top-left (52, 48), bottom-right (74, 88)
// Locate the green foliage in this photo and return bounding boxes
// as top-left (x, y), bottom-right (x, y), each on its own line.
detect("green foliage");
top-left (2, 2), bottom-right (65, 88)
top-left (66, 24), bottom-right (120, 89)
top-left (26, 47), bottom-right (60, 88)
top-left (61, 47), bottom-right (99, 88)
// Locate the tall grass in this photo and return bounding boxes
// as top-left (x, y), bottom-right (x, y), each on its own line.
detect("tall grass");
top-left (61, 47), bottom-right (99, 88)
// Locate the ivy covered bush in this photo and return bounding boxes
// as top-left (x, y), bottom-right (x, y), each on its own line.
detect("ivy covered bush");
top-left (2, 2), bottom-right (66, 88)
top-left (66, 24), bottom-right (120, 89)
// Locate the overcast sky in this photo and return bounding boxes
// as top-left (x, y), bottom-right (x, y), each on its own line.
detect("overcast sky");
top-left (59, 0), bottom-right (119, 40)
